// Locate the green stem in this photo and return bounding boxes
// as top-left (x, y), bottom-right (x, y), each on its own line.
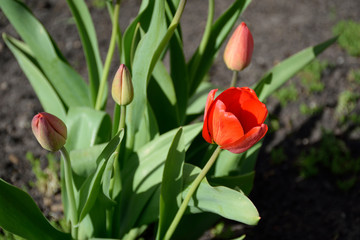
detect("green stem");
top-left (106, 0), bottom-right (123, 57)
top-left (107, 105), bottom-right (127, 236)
top-left (230, 70), bottom-right (238, 87)
top-left (95, 0), bottom-right (121, 110)
top-left (148, 0), bottom-right (187, 76)
top-left (163, 146), bottom-right (222, 240)
top-left (119, 105), bottom-right (126, 131)
top-left (59, 147), bottom-right (78, 239)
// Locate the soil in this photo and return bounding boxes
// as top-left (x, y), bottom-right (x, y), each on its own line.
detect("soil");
top-left (1, 0), bottom-right (360, 239)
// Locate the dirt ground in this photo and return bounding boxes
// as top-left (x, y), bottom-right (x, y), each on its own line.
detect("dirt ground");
top-left (1, 0), bottom-right (360, 239)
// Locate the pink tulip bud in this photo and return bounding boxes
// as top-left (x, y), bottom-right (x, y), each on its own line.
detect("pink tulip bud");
top-left (223, 22), bottom-right (254, 71)
top-left (31, 112), bottom-right (67, 152)
top-left (111, 64), bottom-right (134, 106)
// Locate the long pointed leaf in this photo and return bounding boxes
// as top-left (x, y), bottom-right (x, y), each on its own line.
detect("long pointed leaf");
top-left (156, 128), bottom-right (185, 240)
top-left (126, 0), bottom-right (167, 151)
top-left (3, 34), bottom-right (66, 121)
top-left (117, 123), bottom-right (202, 237)
top-left (65, 0), bottom-right (103, 106)
top-left (0, 179), bottom-right (71, 240)
top-left (255, 37), bottom-right (338, 101)
top-left (149, 60), bottom-right (179, 133)
top-left (0, 0), bottom-right (90, 108)
top-left (77, 130), bottom-right (124, 223)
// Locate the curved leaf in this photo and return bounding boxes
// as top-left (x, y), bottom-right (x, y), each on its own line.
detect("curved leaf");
top-left (3, 34), bottom-right (66, 121)
top-left (65, 107), bottom-right (112, 151)
top-left (65, 0), bottom-right (103, 106)
top-left (136, 164), bottom-right (259, 227)
top-left (77, 130), bottom-right (124, 223)
top-left (116, 123), bottom-right (202, 237)
top-left (0, 179), bottom-right (71, 240)
top-left (126, 0), bottom-right (167, 151)
top-left (254, 37), bottom-right (338, 101)
top-left (182, 164), bottom-right (260, 226)
top-left (156, 128), bottom-right (185, 240)
top-left (0, 0), bottom-right (90, 108)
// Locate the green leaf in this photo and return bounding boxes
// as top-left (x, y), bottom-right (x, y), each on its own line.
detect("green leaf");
top-left (3, 34), bottom-right (66, 121)
top-left (0, 179), bottom-right (71, 240)
top-left (166, 3), bottom-right (188, 124)
top-left (116, 123), bottom-right (202, 237)
top-left (121, 0), bottom-right (151, 67)
top-left (136, 164), bottom-right (259, 227)
top-left (77, 130), bottom-right (124, 223)
top-left (148, 61), bottom-right (180, 133)
top-left (254, 37), bottom-right (338, 101)
top-left (210, 171), bottom-right (255, 196)
top-left (70, 143), bottom-right (107, 191)
top-left (65, 107), bottom-right (112, 151)
top-left (183, 164), bottom-right (260, 225)
top-left (186, 81), bottom-right (220, 118)
top-left (0, 0), bottom-right (90, 108)
top-left (188, 0), bottom-right (251, 96)
top-left (133, 102), bottom-right (160, 151)
top-left (126, 0), bottom-right (167, 151)
top-left (65, 0), bottom-right (103, 106)
top-left (156, 128), bottom-right (185, 240)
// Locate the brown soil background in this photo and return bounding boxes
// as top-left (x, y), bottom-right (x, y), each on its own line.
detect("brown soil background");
top-left (1, 0), bottom-right (360, 239)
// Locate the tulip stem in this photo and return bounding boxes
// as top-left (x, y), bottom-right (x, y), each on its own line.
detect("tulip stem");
top-left (164, 146), bottom-right (222, 240)
top-left (59, 147), bottom-right (78, 239)
top-left (106, 105), bottom-right (126, 236)
top-left (230, 70), bottom-right (238, 87)
top-left (95, 0), bottom-right (121, 110)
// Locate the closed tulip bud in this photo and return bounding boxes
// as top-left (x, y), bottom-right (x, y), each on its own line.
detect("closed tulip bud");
top-left (111, 64), bottom-right (134, 106)
top-left (224, 22), bottom-right (254, 71)
top-left (31, 112), bottom-right (67, 152)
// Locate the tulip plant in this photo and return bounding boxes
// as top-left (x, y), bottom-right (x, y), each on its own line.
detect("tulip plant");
top-left (0, 0), bottom-right (336, 239)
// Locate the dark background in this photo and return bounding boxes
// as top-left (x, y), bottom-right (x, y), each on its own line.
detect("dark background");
top-left (1, 0), bottom-right (360, 239)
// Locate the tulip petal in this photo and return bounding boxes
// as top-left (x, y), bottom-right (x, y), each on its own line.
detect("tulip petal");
top-left (216, 87), bottom-right (268, 133)
top-left (40, 112), bottom-right (67, 139)
top-left (222, 124), bottom-right (268, 154)
top-left (208, 99), bottom-right (244, 147)
top-left (202, 89), bottom-right (218, 143)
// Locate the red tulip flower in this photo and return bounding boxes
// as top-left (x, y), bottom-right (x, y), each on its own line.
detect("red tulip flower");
top-left (202, 87), bottom-right (268, 154)
top-left (32, 112), bottom-right (67, 152)
top-left (223, 22), bottom-right (254, 71)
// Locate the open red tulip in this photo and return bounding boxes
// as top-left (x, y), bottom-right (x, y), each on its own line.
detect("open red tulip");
top-left (202, 87), bottom-right (268, 154)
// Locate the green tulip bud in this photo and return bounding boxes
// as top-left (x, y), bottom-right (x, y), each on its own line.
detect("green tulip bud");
top-left (111, 64), bottom-right (134, 106)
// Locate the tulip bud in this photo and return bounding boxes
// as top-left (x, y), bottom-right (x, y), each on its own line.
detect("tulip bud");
top-left (111, 64), bottom-right (134, 106)
top-left (223, 22), bottom-right (254, 71)
top-left (31, 112), bottom-right (67, 152)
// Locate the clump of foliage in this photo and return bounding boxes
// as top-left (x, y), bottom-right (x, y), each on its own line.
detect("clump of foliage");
top-left (347, 68), bottom-right (360, 84)
top-left (335, 90), bottom-right (360, 125)
top-left (270, 147), bottom-right (287, 165)
top-left (274, 82), bottom-right (298, 106)
top-left (299, 102), bottom-right (322, 116)
top-left (333, 20), bottom-right (360, 56)
top-left (26, 152), bottom-right (60, 198)
top-left (298, 132), bottom-right (360, 191)
top-left (298, 59), bottom-right (328, 93)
